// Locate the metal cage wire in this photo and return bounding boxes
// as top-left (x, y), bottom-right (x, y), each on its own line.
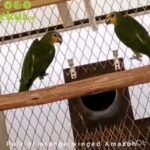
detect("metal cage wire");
top-left (0, 0), bottom-right (150, 149)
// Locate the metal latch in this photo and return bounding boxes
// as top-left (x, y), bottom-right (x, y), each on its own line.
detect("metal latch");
top-left (113, 50), bottom-right (121, 71)
top-left (68, 59), bottom-right (77, 79)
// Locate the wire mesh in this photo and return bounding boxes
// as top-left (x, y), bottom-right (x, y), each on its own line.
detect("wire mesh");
top-left (0, 0), bottom-right (150, 149)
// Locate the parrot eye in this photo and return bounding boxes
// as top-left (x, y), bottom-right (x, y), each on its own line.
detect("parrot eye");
top-left (54, 34), bottom-right (57, 37)
top-left (111, 14), bottom-right (114, 18)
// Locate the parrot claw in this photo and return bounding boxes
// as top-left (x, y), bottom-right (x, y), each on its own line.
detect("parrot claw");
top-left (130, 54), bottom-right (142, 61)
top-left (39, 73), bottom-right (49, 80)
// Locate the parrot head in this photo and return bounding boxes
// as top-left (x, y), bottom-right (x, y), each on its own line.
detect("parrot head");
top-left (105, 12), bottom-right (123, 25)
top-left (41, 31), bottom-right (62, 44)
top-left (51, 31), bottom-right (62, 44)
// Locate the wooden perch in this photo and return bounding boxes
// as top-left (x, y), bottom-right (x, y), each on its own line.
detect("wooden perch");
top-left (0, 65), bottom-right (150, 111)
top-left (0, 0), bottom-right (70, 13)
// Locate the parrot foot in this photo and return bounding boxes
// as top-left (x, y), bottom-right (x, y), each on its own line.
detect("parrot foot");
top-left (130, 53), bottom-right (142, 61)
top-left (39, 73), bottom-right (49, 80)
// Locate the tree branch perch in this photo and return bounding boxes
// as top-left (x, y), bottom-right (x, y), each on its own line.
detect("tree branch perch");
top-left (0, 65), bottom-right (150, 111)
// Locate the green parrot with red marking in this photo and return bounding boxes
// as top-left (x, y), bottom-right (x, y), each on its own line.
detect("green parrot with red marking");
top-left (19, 31), bottom-right (62, 92)
top-left (106, 11), bottom-right (150, 60)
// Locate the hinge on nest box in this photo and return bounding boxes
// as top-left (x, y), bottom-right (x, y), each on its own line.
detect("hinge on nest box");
top-left (113, 50), bottom-right (121, 71)
top-left (68, 59), bottom-right (77, 79)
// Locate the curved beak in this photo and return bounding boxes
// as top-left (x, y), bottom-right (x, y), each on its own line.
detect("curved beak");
top-left (105, 15), bottom-right (111, 24)
top-left (57, 36), bottom-right (62, 45)
top-left (106, 18), bottom-right (111, 24)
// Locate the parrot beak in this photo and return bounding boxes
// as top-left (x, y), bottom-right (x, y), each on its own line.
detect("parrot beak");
top-left (105, 13), bottom-right (117, 25)
top-left (57, 36), bottom-right (62, 45)
top-left (106, 19), bottom-right (111, 24)
top-left (105, 15), bottom-right (111, 24)
top-left (52, 36), bottom-right (62, 45)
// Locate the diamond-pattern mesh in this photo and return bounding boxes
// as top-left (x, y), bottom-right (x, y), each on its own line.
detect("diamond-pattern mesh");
top-left (0, 0), bottom-right (150, 149)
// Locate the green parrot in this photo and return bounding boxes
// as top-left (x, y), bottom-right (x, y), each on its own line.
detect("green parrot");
top-left (19, 31), bottom-right (62, 92)
top-left (105, 12), bottom-right (150, 60)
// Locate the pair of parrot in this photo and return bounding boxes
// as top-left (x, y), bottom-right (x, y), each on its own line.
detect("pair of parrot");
top-left (19, 11), bottom-right (150, 92)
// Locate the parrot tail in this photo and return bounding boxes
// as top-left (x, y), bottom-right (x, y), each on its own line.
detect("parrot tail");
top-left (19, 81), bottom-right (32, 92)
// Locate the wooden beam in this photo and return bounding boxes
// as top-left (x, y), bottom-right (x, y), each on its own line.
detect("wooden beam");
top-left (0, 87), bottom-right (9, 150)
top-left (57, 2), bottom-right (73, 27)
top-left (0, 0), bottom-right (69, 13)
top-left (0, 112), bottom-right (9, 150)
top-left (0, 65), bottom-right (150, 111)
top-left (83, 0), bottom-right (98, 31)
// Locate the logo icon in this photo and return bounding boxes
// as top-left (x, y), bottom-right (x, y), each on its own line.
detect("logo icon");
top-left (23, 1), bottom-right (32, 10)
top-left (4, 0), bottom-right (32, 10)
top-left (4, 0), bottom-right (13, 10)
top-left (2, 0), bottom-right (35, 23)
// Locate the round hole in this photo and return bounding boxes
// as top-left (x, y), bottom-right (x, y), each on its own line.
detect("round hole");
top-left (81, 90), bottom-right (116, 111)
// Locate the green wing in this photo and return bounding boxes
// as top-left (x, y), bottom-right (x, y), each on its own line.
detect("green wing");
top-left (115, 15), bottom-right (150, 55)
top-left (19, 39), bottom-right (55, 92)
top-left (21, 39), bottom-right (39, 83)
top-left (125, 15), bottom-right (150, 46)
top-left (31, 42), bottom-right (55, 80)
